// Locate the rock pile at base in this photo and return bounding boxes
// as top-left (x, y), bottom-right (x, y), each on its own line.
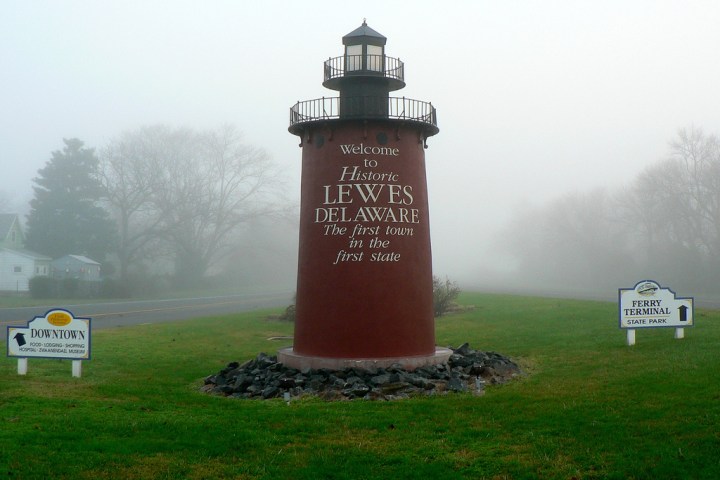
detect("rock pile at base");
top-left (201, 343), bottom-right (521, 401)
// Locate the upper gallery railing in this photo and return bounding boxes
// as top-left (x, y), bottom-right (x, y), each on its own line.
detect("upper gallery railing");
top-left (324, 55), bottom-right (404, 83)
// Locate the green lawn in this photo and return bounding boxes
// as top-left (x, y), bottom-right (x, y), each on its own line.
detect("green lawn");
top-left (1, 292), bottom-right (718, 479)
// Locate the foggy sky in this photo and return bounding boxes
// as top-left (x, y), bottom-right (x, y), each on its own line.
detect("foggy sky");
top-left (3, 0), bottom-right (720, 283)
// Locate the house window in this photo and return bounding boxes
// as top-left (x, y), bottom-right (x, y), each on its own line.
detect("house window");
top-left (13, 266), bottom-right (22, 273)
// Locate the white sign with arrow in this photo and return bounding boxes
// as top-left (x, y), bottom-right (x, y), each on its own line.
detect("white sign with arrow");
top-left (6, 309), bottom-right (91, 377)
top-left (618, 280), bottom-right (693, 345)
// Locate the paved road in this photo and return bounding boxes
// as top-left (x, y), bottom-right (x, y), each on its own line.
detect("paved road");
top-left (0, 291), bottom-right (293, 341)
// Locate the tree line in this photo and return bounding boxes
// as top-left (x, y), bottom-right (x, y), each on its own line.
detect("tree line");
top-left (501, 126), bottom-right (720, 296)
top-left (24, 124), bottom-right (288, 294)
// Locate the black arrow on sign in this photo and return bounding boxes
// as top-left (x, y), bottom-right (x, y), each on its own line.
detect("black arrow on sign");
top-left (14, 332), bottom-right (27, 346)
top-left (678, 305), bottom-right (689, 322)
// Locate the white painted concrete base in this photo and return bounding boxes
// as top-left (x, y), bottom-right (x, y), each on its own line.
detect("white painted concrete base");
top-left (278, 347), bottom-right (453, 371)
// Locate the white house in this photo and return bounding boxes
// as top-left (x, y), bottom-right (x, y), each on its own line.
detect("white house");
top-left (51, 254), bottom-right (102, 282)
top-left (0, 214), bottom-right (52, 292)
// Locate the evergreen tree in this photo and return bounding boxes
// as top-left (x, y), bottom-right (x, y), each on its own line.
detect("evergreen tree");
top-left (25, 138), bottom-right (116, 261)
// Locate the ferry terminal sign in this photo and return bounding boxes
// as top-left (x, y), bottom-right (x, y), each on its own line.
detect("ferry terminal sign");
top-left (619, 280), bottom-right (693, 329)
top-left (7, 309), bottom-right (91, 360)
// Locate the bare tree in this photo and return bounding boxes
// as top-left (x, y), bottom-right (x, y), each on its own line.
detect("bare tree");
top-left (99, 126), bottom-right (168, 283)
top-left (501, 126), bottom-right (720, 296)
top-left (620, 128), bottom-right (720, 268)
top-left (615, 159), bottom-right (680, 267)
top-left (100, 124), bottom-right (286, 287)
top-left (502, 188), bottom-right (635, 290)
top-left (667, 127), bottom-right (720, 257)
top-left (158, 125), bottom-right (284, 283)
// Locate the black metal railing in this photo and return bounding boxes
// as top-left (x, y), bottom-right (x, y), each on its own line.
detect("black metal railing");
top-left (324, 55), bottom-right (404, 83)
top-left (289, 96), bottom-right (437, 131)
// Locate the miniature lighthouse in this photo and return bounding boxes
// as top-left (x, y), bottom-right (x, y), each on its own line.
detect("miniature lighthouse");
top-left (279, 21), bottom-right (448, 370)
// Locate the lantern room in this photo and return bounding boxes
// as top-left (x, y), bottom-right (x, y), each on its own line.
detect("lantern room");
top-left (290, 21), bottom-right (437, 139)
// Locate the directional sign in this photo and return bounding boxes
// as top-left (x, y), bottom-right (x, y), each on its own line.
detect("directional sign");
top-left (619, 280), bottom-right (694, 329)
top-left (7, 309), bottom-right (91, 360)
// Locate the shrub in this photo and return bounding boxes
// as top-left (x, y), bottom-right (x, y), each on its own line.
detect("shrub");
top-left (278, 294), bottom-right (297, 322)
top-left (61, 278), bottom-right (79, 297)
top-left (100, 278), bottom-right (131, 298)
top-left (433, 276), bottom-right (461, 317)
top-left (29, 277), bottom-right (108, 299)
top-left (29, 276), bottom-right (55, 298)
top-left (278, 304), bottom-right (296, 322)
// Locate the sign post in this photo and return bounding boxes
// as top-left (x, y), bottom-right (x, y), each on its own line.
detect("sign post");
top-left (626, 328), bottom-right (636, 346)
top-left (72, 360), bottom-right (82, 378)
top-left (6, 309), bottom-right (91, 377)
top-left (619, 280), bottom-right (693, 345)
top-left (18, 357), bottom-right (28, 375)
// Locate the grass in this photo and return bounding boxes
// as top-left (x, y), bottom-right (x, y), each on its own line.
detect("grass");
top-left (1, 292), bottom-right (719, 479)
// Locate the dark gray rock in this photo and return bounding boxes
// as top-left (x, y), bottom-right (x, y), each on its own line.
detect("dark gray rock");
top-left (202, 344), bottom-right (521, 401)
top-left (370, 374), bottom-right (392, 385)
top-left (262, 385), bottom-right (280, 399)
top-left (455, 343), bottom-right (474, 356)
top-left (448, 376), bottom-right (467, 392)
top-left (278, 377), bottom-right (296, 389)
top-left (343, 384), bottom-right (371, 398)
top-left (380, 382), bottom-right (412, 394)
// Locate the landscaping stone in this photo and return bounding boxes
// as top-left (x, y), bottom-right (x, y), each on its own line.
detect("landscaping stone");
top-left (202, 344), bottom-right (521, 401)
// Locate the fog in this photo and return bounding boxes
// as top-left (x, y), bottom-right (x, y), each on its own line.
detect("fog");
top-left (3, 1), bottom-right (720, 299)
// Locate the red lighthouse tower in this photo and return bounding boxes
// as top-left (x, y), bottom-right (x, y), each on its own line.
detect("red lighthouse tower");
top-left (279, 22), bottom-right (449, 370)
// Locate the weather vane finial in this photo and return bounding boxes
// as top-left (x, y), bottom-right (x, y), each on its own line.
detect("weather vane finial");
top-left (363, 18), bottom-right (367, 25)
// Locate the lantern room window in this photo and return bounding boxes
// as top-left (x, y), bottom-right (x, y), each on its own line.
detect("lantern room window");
top-left (346, 44), bottom-right (362, 71)
top-left (367, 45), bottom-right (382, 71)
